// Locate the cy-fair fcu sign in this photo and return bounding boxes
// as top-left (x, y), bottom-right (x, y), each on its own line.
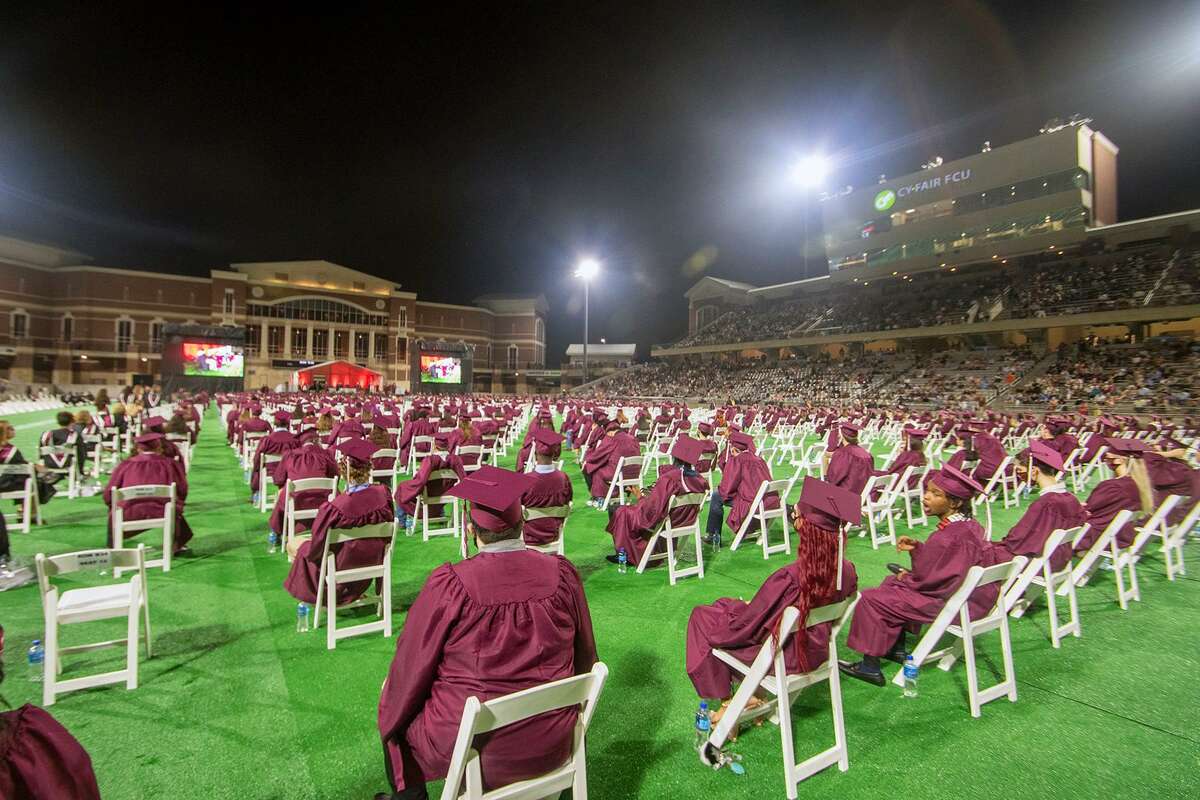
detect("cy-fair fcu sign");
top-left (873, 168), bottom-right (973, 211)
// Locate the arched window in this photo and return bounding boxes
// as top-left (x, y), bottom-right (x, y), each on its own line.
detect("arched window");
top-left (507, 344), bottom-right (519, 370)
top-left (535, 317), bottom-right (545, 343)
top-left (115, 317), bottom-right (134, 350)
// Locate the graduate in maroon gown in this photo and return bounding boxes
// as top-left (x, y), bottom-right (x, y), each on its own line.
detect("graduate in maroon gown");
top-left (103, 432), bottom-right (194, 551)
top-left (582, 422), bottom-right (640, 504)
top-left (1042, 417), bottom-right (1080, 460)
top-left (0, 625), bottom-right (101, 800)
top-left (970, 428), bottom-right (1010, 486)
top-left (872, 427), bottom-right (927, 496)
top-left (393, 434), bottom-right (465, 530)
top-left (250, 410), bottom-right (298, 501)
top-left (605, 437), bottom-right (709, 566)
top-left (840, 465), bottom-right (989, 686)
top-left (826, 422), bottom-right (874, 496)
top-left (521, 429), bottom-right (573, 548)
top-left (704, 431), bottom-right (774, 546)
top-left (984, 441), bottom-right (1086, 576)
top-left (687, 478), bottom-right (860, 717)
top-left (268, 438), bottom-right (339, 537)
top-left (283, 439), bottom-right (395, 605)
top-left (1143, 440), bottom-right (1199, 525)
top-left (237, 405), bottom-right (271, 448)
top-left (514, 412), bottom-right (552, 473)
top-left (377, 467), bottom-right (598, 800)
top-left (1074, 438), bottom-right (1154, 554)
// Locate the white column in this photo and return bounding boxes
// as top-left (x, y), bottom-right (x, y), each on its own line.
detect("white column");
top-left (306, 326), bottom-right (313, 358)
top-left (368, 329), bottom-right (376, 362)
top-left (284, 323), bottom-right (293, 357)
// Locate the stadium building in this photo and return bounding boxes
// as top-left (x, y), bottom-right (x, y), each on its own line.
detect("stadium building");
top-left (0, 235), bottom-right (550, 393)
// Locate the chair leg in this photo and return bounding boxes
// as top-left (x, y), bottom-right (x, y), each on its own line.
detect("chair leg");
top-left (127, 579), bottom-right (141, 690)
top-left (43, 608), bottom-right (58, 707)
top-left (999, 615), bottom-right (1018, 703)
top-left (326, 571), bottom-right (337, 650)
top-left (143, 592), bottom-right (154, 659)
top-left (962, 627), bottom-right (981, 718)
top-left (829, 666), bottom-right (849, 773)
top-left (1045, 579), bottom-right (1062, 649)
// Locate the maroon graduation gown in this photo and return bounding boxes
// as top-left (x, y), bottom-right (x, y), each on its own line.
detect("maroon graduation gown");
top-left (283, 483), bottom-right (394, 605)
top-left (521, 469), bottom-right (574, 547)
top-left (584, 432), bottom-right (640, 497)
top-left (984, 487), bottom-right (1086, 573)
top-left (1076, 475), bottom-right (1142, 552)
top-left (971, 433), bottom-right (1009, 485)
top-left (237, 417), bottom-right (270, 447)
top-left (250, 430), bottom-right (298, 492)
top-left (394, 455), bottom-right (465, 516)
top-left (872, 450), bottom-right (925, 498)
top-left (398, 419), bottom-right (436, 466)
top-left (0, 705), bottom-right (101, 800)
top-left (686, 559), bottom-right (858, 698)
top-left (826, 444), bottom-right (874, 496)
top-left (717, 451), bottom-right (776, 535)
top-left (846, 517), bottom-right (988, 657)
top-left (1047, 433), bottom-right (1079, 460)
top-left (268, 444), bottom-right (338, 536)
top-left (378, 551), bottom-right (598, 793)
top-left (1143, 453), bottom-right (1198, 525)
top-left (606, 469), bottom-right (709, 563)
top-left (103, 453), bottom-right (193, 549)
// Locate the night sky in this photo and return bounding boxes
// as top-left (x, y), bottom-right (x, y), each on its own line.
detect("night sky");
top-left (2, 1), bottom-right (1199, 363)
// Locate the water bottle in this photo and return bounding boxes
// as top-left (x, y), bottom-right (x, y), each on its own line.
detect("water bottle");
top-left (268, 533), bottom-right (278, 554)
top-left (296, 603), bottom-right (310, 633)
top-left (28, 640), bottom-right (45, 683)
top-left (694, 701), bottom-right (712, 747)
top-left (617, 548), bottom-right (628, 574)
top-left (903, 654), bottom-right (919, 698)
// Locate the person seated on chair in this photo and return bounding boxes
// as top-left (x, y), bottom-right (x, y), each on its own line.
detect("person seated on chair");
top-left (605, 438), bottom-right (709, 567)
top-left (268, 434), bottom-right (339, 542)
top-left (0, 419), bottom-right (56, 513)
top-left (968, 426), bottom-right (1010, 487)
top-left (983, 441), bottom-right (1086, 576)
top-left (367, 425), bottom-right (397, 482)
top-left (250, 410), bottom-right (298, 505)
top-left (826, 422), bottom-right (874, 496)
top-left (704, 431), bottom-right (774, 547)
top-left (237, 405), bottom-right (271, 450)
top-left (522, 429), bottom-right (573, 549)
top-left (330, 408), bottom-right (365, 442)
top-left (871, 427), bottom-right (927, 499)
top-left (315, 409), bottom-right (335, 447)
top-left (377, 466), bottom-right (598, 800)
top-left (449, 414), bottom-right (484, 460)
top-left (839, 465), bottom-right (990, 687)
top-left (103, 432), bottom-right (194, 553)
top-left (394, 433), bottom-right (465, 531)
top-left (39, 412), bottom-right (82, 481)
top-left (514, 412), bottom-right (551, 473)
top-left (283, 439), bottom-right (394, 604)
top-left (687, 478), bottom-right (860, 723)
top-left (581, 421), bottom-right (639, 507)
top-left (1029, 416), bottom-right (1078, 461)
top-left (1074, 438), bottom-right (1154, 555)
top-left (1079, 417), bottom-right (1121, 468)
top-left (397, 408), bottom-right (436, 468)
top-left (1143, 437), bottom-right (1199, 526)
top-left (165, 412), bottom-right (195, 446)
top-left (0, 624), bottom-right (102, 800)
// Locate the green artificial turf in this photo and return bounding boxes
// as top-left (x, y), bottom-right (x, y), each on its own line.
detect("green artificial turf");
top-left (1, 408), bottom-right (1198, 800)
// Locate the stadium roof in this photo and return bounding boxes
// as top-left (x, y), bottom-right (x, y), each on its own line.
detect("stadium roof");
top-left (565, 343), bottom-right (635, 357)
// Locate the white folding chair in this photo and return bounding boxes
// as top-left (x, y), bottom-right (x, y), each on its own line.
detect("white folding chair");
top-left (1065, 510), bottom-right (1134, 596)
top-left (731, 479), bottom-right (792, 559)
top-left (39, 444), bottom-right (78, 499)
top-left (600, 455), bottom-right (644, 511)
top-left (457, 445), bottom-right (485, 474)
top-left (1079, 501), bottom-right (1179, 610)
top-left (892, 557), bottom-right (1028, 718)
top-left (1076, 446), bottom-right (1109, 488)
top-left (0, 462), bottom-right (40, 533)
top-left (973, 457), bottom-right (1011, 539)
top-left (241, 431), bottom-right (267, 473)
top-left (312, 520), bottom-right (397, 650)
top-left (284, 477), bottom-right (338, 559)
top-left (1160, 499), bottom-right (1199, 582)
top-left (523, 502), bottom-right (571, 555)
top-left (258, 453), bottom-right (284, 512)
top-left (859, 474), bottom-right (897, 550)
top-left (111, 484), bottom-right (176, 574)
top-left (35, 546), bottom-right (152, 706)
top-left (371, 448), bottom-right (401, 492)
top-left (408, 435), bottom-right (435, 474)
top-left (899, 464), bottom-right (930, 528)
top-left (167, 433), bottom-right (192, 472)
top-left (438, 662), bottom-right (609, 800)
top-left (634, 490), bottom-right (707, 584)
top-left (1004, 526), bottom-right (1085, 648)
top-left (1061, 448), bottom-right (1085, 494)
top-left (707, 596), bottom-right (859, 800)
top-left (415, 468), bottom-right (463, 541)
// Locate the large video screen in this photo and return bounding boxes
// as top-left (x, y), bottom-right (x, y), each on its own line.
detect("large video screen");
top-left (182, 341), bottom-right (245, 378)
top-left (420, 354), bottom-right (461, 384)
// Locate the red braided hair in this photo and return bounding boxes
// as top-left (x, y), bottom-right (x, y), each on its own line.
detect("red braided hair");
top-left (771, 516), bottom-right (842, 672)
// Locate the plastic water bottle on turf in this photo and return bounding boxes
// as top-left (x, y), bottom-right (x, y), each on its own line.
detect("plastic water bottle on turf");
top-left (617, 548), bottom-right (628, 574)
top-left (903, 654), bottom-right (919, 698)
top-left (694, 701), bottom-right (712, 747)
top-left (28, 640), bottom-right (44, 682)
top-left (296, 603), bottom-right (310, 633)
top-left (268, 532), bottom-right (278, 554)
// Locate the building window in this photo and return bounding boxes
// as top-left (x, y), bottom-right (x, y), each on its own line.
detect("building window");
top-left (396, 336), bottom-right (407, 361)
top-left (223, 290), bottom-right (235, 315)
top-left (246, 324), bottom-right (261, 356)
top-left (354, 332), bottom-right (369, 360)
top-left (374, 333), bottom-right (388, 361)
top-left (267, 325), bottom-right (284, 355)
top-left (61, 315), bottom-right (74, 343)
top-left (312, 329), bottom-right (328, 358)
top-left (398, 307), bottom-right (407, 327)
top-left (334, 330), bottom-right (348, 358)
top-left (696, 305), bottom-right (721, 331)
top-left (150, 321), bottom-right (164, 351)
top-left (11, 310), bottom-right (29, 339)
top-left (116, 318), bottom-right (133, 350)
top-left (507, 345), bottom-right (519, 370)
top-left (535, 318), bottom-right (545, 343)
top-left (291, 327), bottom-right (307, 356)
top-left (245, 298), bottom-right (386, 327)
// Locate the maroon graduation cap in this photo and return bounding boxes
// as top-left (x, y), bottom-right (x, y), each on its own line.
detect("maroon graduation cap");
top-left (797, 477), bottom-right (862, 590)
top-left (532, 428), bottom-right (565, 457)
top-left (670, 437), bottom-right (704, 467)
top-left (1103, 437), bottom-right (1149, 457)
top-left (446, 465), bottom-right (536, 533)
top-left (339, 438), bottom-right (380, 467)
top-left (930, 464), bottom-right (985, 500)
top-left (1028, 440), bottom-right (1065, 473)
top-left (729, 431), bottom-right (755, 453)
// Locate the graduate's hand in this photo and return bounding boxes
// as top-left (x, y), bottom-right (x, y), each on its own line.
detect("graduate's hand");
top-left (896, 568), bottom-right (910, 579)
top-left (896, 536), bottom-right (919, 552)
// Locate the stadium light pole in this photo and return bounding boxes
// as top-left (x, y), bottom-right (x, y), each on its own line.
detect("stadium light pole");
top-left (789, 154), bottom-right (831, 278)
top-left (574, 258), bottom-right (601, 386)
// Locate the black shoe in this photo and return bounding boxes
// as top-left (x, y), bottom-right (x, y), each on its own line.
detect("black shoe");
top-left (886, 562), bottom-right (904, 575)
top-left (882, 649), bottom-right (908, 666)
top-left (605, 554), bottom-right (623, 565)
top-left (838, 660), bottom-right (885, 687)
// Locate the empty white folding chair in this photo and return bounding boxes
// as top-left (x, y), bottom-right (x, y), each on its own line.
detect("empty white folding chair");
top-left (257, 453), bottom-right (284, 512)
top-left (438, 662), bottom-right (609, 800)
top-left (600, 455), bottom-right (644, 511)
top-left (415, 468), bottom-right (463, 541)
top-left (730, 479), bottom-right (792, 559)
top-left (39, 444), bottom-right (78, 499)
top-left (634, 490), bottom-right (707, 585)
top-left (1004, 526), bottom-right (1085, 648)
top-left (371, 448), bottom-right (401, 492)
top-left (312, 520), bottom-right (397, 649)
top-left (523, 502), bottom-right (571, 555)
top-left (111, 484), bottom-right (177, 573)
top-left (0, 462), bottom-right (40, 533)
top-left (284, 477), bottom-right (339, 559)
top-left (35, 545), bottom-right (152, 706)
top-left (892, 557), bottom-right (1027, 718)
top-left (705, 596), bottom-right (859, 800)
top-left (859, 474), bottom-right (897, 550)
